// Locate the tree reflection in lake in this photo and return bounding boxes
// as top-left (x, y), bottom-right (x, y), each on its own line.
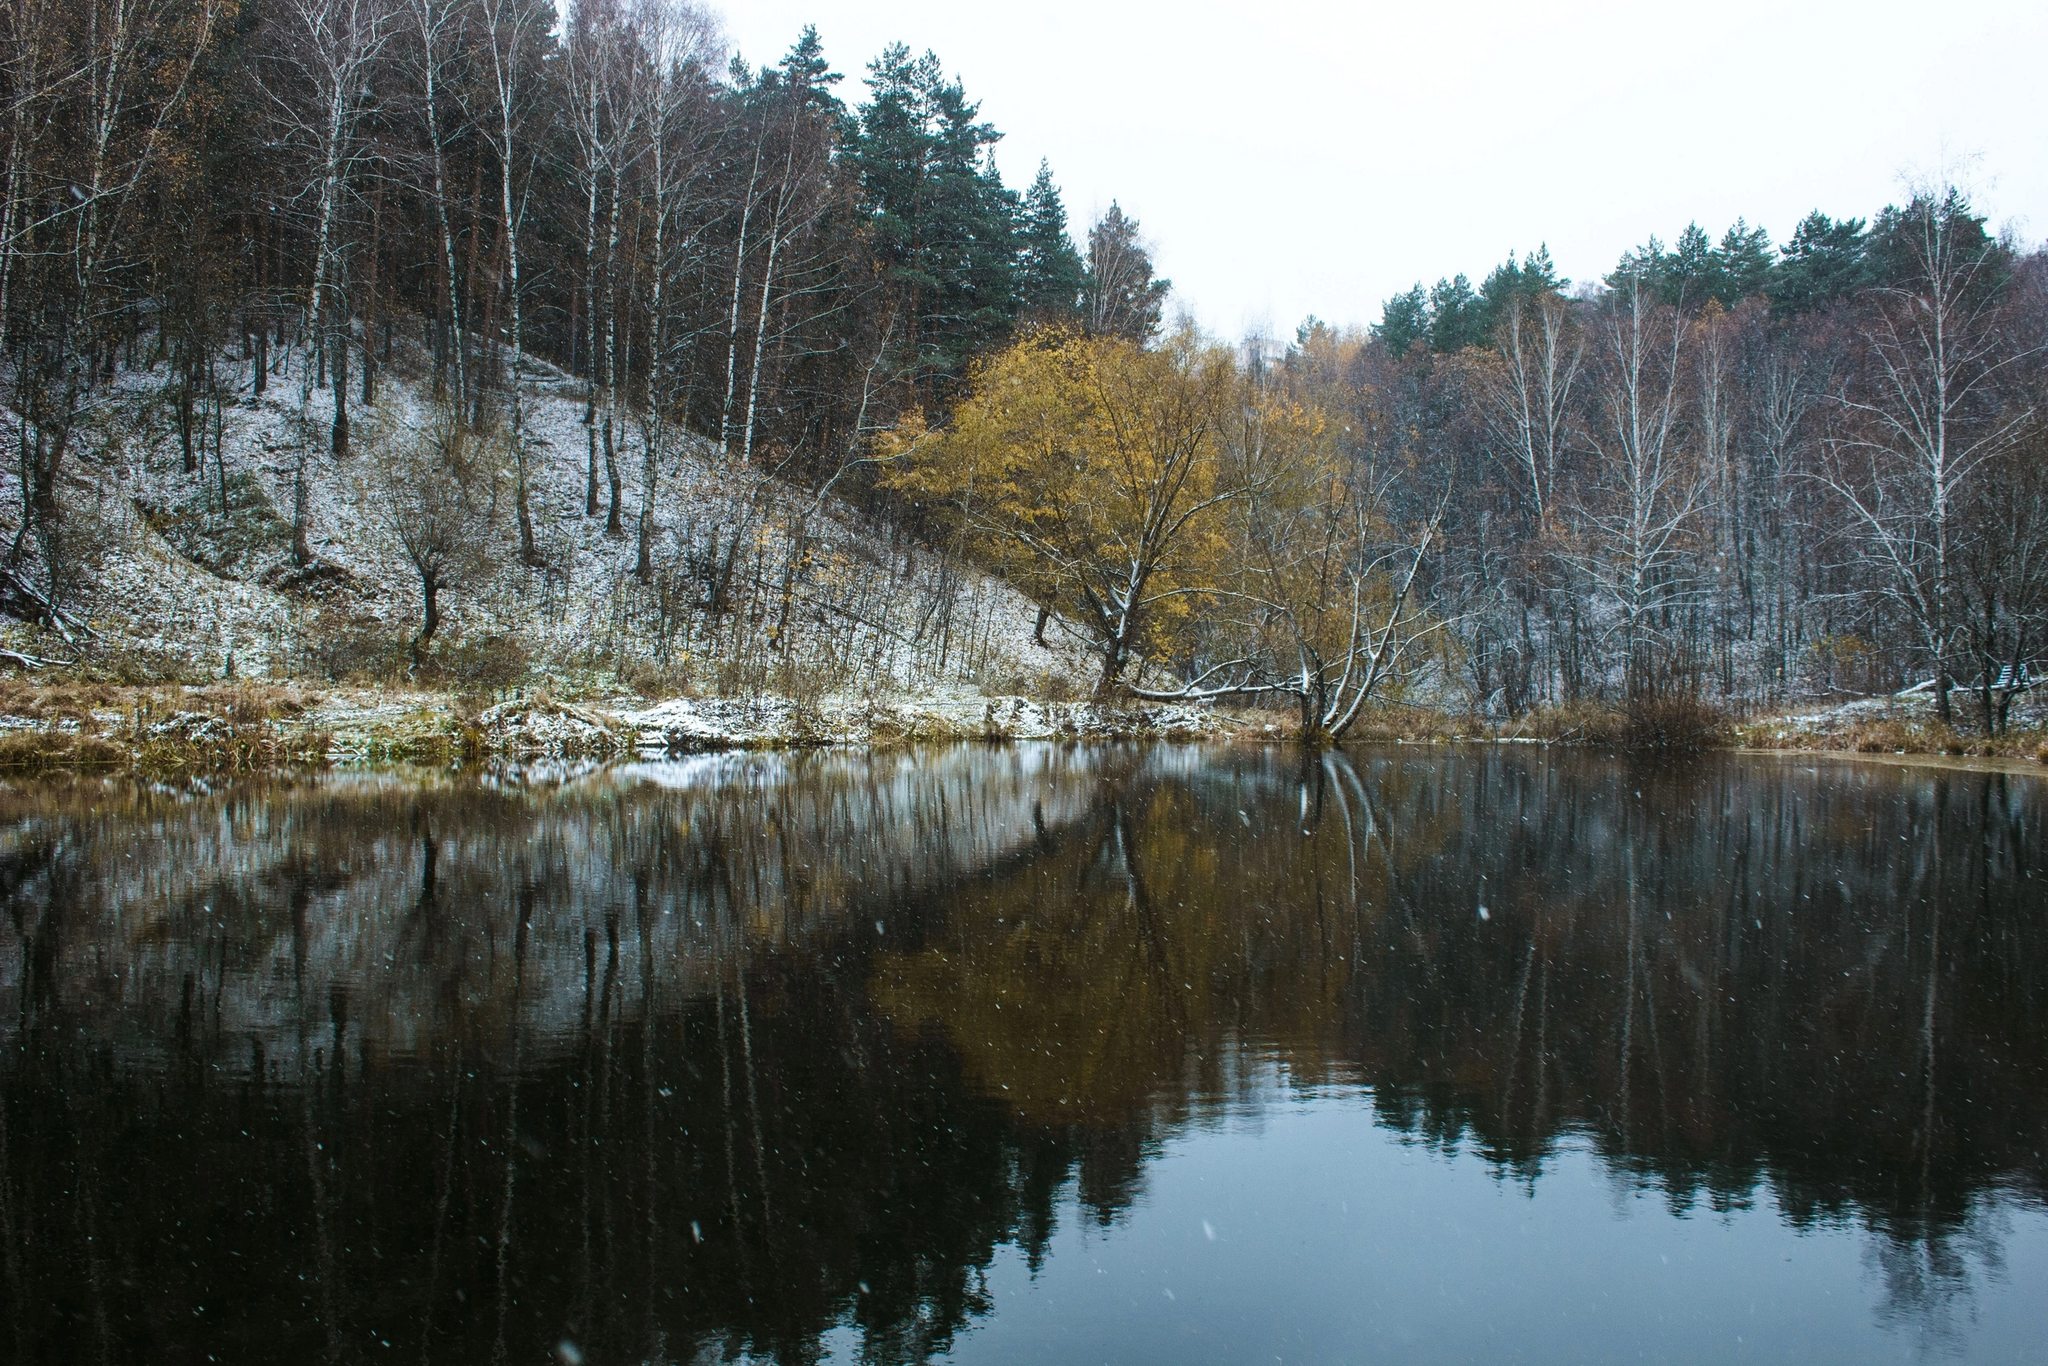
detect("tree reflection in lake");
top-left (0, 746), bottom-right (2041, 1363)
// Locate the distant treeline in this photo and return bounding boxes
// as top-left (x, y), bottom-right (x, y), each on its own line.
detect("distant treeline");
top-left (1373, 208), bottom-right (1920, 356)
top-left (888, 190), bottom-right (2048, 735)
top-left (1304, 191), bottom-right (2048, 730)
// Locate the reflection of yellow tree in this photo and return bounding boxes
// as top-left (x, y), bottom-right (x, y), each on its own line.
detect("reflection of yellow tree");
top-left (870, 766), bottom-right (1402, 1127)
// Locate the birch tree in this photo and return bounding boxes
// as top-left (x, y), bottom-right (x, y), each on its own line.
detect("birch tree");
top-left (13, 0), bottom-right (218, 593)
top-left (398, 0), bottom-right (468, 408)
top-left (474, 0), bottom-right (553, 563)
top-left (260, 0), bottom-right (392, 461)
top-left (629, 0), bottom-right (720, 576)
top-left (1819, 189), bottom-right (2033, 725)
top-left (1477, 291), bottom-right (1581, 527)
top-left (1569, 282), bottom-right (1710, 703)
top-left (565, 0), bottom-right (634, 516)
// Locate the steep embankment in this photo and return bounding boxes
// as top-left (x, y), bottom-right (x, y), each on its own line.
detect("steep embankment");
top-left (0, 332), bottom-right (1183, 762)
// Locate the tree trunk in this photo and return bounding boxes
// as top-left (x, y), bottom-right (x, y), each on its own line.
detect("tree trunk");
top-left (635, 431), bottom-right (656, 580)
top-left (178, 353), bottom-right (198, 474)
top-left (603, 414), bottom-right (623, 536)
top-left (291, 443), bottom-right (312, 566)
top-left (331, 318), bottom-right (350, 456)
top-left (418, 571), bottom-right (441, 652)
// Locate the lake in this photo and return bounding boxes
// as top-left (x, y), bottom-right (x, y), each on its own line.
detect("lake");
top-left (0, 745), bottom-right (2043, 1364)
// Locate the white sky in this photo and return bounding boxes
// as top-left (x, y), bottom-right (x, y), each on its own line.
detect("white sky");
top-left (716, 0), bottom-right (2048, 339)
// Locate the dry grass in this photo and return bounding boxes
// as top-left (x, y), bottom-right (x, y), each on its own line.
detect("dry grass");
top-left (0, 677), bottom-right (330, 775)
top-left (1622, 694), bottom-right (1732, 751)
top-left (1332, 698), bottom-right (1727, 751)
top-left (1739, 712), bottom-right (2048, 761)
top-left (1496, 702), bottom-right (1630, 746)
top-left (0, 731), bottom-right (129, 774)
top-left (1340, 701), bottom-right (1636, 747)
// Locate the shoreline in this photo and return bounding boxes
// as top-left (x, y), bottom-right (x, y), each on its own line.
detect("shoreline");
top-left (1, 679), bottom-right (2042, 779)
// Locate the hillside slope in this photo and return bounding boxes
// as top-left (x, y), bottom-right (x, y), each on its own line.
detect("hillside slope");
top-left (0, 329), bottom-right (1098, 703)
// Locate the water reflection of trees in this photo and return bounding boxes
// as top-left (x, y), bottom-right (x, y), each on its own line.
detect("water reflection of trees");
top-left (0, 748), bottom-right (2042, 1363)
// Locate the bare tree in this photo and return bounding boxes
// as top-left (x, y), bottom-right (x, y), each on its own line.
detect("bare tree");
top-left (8, 0), bottom-right (219, 596)
top-left (258, 0), bottom-right (394, 460)
top-left (474, 0), bottom-right (553, 563)
top-left (1819, 189), bottom-right (2036, 725)
top-left (630, 0), bottom-right (721, 576)
top-left (374, 412), bottom-right (502, 653)
top-left (397, 0), bottom-right (469, 408)
top-left (1568, 282), bottom-right (1710, 703)
top-left (565, 0), bottom-right (639, 517)
top-left (1478, 291), bottom-right (1582, 526)
top-left (1083, 201), bottom-right (1168, 343)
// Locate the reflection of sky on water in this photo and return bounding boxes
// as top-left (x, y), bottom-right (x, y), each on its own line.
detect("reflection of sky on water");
top-left (928, 1090), bottom-right (2047, 1365)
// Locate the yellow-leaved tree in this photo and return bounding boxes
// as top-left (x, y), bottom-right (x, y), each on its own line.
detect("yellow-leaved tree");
top-left (884, 326), bottom-right (1245, 696)
top-left (1222, 381), bottom-right (1453, 739)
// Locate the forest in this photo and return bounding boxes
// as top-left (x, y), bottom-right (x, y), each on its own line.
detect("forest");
top-left (1, 0), bottom-right (2044, 742)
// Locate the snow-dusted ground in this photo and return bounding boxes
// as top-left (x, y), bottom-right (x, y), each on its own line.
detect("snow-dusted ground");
top-left (469, 687), bottom-right (1243, 757)
top-left (1739, 684), bottom-right (2048, 747)
top-left (0, 330), bottom-right (1103, 707)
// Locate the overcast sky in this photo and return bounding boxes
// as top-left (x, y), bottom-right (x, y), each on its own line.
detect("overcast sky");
top-left (716, 0), bottom-right (2047, 339)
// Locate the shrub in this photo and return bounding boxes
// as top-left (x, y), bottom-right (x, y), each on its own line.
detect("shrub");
top-left (301, 611), bottom-right (410, 683)
top-left (1508, 702), bottom-right (1629, 745)
top-left (1623, 694), bottom-right (1728, 751)
top-left (617, 654), bottom-right (696, 701)
top-left (428, 634), bottom-right (532, 692)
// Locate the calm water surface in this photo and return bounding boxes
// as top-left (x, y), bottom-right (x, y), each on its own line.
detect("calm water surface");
top-left (1, 745), bottom-right (2043, 1364)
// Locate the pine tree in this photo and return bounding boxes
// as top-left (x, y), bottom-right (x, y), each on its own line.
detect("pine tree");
top-left (777, 25), bottom-right (835, 89)
top-left (853, 44), bottom-right (1021, 378)
top-left (1476, 246), bottom-right (1566, 339)
top-left (1427, 273), bottom-right (1484, 352)
top-left (1662, 223), bottom-right (1718, 306)
top-left (1867, 188), bottom-right (2003, 295)
top-left (1016, 160), bottom-right (1085, 323)
top-left (1768, 210), bottom-right (1868, 316)
top-left (1606, 234), bottom-right (1666, 296)
top-left (1373, 284), bottom-right (1429, 358)
top-left (1083, 202), bottom-right (1170, 342)
top-left (1713, 219), bottom-right (1774, 302)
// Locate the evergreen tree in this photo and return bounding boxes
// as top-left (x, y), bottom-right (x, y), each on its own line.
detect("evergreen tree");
top-left (853, 44), bottom-right (1021, 378)
top-left (1083, 202), bottom-right (1170, 342)
top-left (1611, 222), bottom-right (1772, 307)
top-left (1373, 284), bottom-right (1430, 358)
top-left (1866, 188), bottom-right (2004, 295)
top-left (1662, 223), bottom-right (1719, 305)
top-left (1606, 234), bottom-right (1666, 296)
top-left (1427, 273), bottom-right (1485, 352)
top-left (1768, 210), bottom-right (1868, 316)
top-left (1476, 246), bottom-right (1565, 337)
top-left (1713, 219), bottom-right (1774, 302)
top-left (1016, 160), bottom-right (1085, 323)
top-left (771, 24), bottom-right (845, 115)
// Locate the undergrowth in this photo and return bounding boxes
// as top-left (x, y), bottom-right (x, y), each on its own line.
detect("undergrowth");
top-left (0, 680), bottom-right (331, 775)
top-left (1739, 712), bottom-right (2048, 761)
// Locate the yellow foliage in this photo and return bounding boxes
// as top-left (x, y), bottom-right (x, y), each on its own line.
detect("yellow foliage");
top-left (884, 326), bottom-right (1242, 691)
